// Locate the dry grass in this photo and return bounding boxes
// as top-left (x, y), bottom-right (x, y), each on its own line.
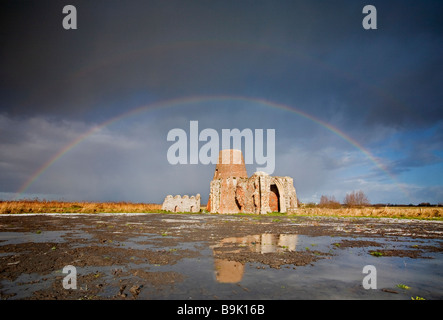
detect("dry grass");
top-left (0, 200), bottom-right (162, 214)
top-left (0, 200), bottom-right (441, 219)
top-left (290, 206), bottom-right (443, 219)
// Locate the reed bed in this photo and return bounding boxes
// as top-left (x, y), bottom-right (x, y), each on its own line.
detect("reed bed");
top-left (291, 206), bottom-right (443, 219)
top-left (0, 200), bottom-right (162, 214)
top-left (0, 200), bottom-right (441, 219)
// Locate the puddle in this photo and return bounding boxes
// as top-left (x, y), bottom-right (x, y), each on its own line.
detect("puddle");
top-left (213, 234), bottom-right (299, 253)
top-left (0, 231), bottom-right (69, 245)
top-left (0, 272), bottom-right (53, 299)
top-left (161, 235), bottom-right (443, 299)
top-left (0, 230), bottom-right (95, 247)
top-left (1, 214), bottom-right (442, 299)
top-left (211, 234), bottom-right (330, 283)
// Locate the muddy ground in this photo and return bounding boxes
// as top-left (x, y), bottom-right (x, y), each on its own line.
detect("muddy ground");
top-left (0, 213), bottom-right (442, 300)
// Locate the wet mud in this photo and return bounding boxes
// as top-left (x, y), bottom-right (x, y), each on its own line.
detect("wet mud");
top-left (0, 213), bottom-right (442, 299)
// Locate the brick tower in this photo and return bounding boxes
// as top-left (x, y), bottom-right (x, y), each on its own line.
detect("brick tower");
top-left (212, 149), bottom-right (248, 180)
top-left (207, 149), bottom-right (247, 213)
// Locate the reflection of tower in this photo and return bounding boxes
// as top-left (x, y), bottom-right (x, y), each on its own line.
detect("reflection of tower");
top-left (214, 259), bottom-right (245, 283)
top-left (212, 234), bottom-right (299, 283)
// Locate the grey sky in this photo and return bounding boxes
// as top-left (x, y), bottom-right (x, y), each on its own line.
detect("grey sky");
top-left (1, 0), bottom-right (442, 204)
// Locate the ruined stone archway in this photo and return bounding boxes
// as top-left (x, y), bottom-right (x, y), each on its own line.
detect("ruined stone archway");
top-left (271, 178), bottom-right (286, 213)
top-left (269, 184), bottom-right (280, 212)
top-left (207, 150), bottom-right (297, 214)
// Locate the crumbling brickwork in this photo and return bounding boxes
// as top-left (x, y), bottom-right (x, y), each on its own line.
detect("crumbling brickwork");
top-left (208, 150), bottom-right (298, 214)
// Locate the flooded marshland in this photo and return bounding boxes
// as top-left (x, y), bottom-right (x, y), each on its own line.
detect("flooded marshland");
top-left (0, 213), bottom-right (442, 300)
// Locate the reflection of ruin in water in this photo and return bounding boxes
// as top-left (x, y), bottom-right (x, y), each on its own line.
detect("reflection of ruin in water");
top-left (212, 234), bottom-right (298, 283)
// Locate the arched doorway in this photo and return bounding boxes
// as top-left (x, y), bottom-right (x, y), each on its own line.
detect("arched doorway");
top-left (269, 184), bottom-right (280, 212)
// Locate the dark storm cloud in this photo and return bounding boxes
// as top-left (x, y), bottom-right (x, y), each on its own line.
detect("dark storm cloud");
top-left (1, 0), bottom-right (442, 129)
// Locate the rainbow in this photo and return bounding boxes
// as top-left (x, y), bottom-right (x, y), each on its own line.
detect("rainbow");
top-left (13, 95), bottom-right (410, 201)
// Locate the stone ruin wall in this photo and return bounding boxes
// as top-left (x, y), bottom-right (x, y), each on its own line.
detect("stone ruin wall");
top-left (209, 173), bottom-right (298, 214)
top-left (207, 149), bottom-right (298, 215)
top-left (162, 194), bottom-right (201, 213)
top-left (161, 149), bottom-right (298, 215)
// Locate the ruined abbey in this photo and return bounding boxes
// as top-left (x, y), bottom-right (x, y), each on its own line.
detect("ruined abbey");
top-left (162, 149), bottom-right (298, 214)
top-left (207, 149), bottom-right (298, 214)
